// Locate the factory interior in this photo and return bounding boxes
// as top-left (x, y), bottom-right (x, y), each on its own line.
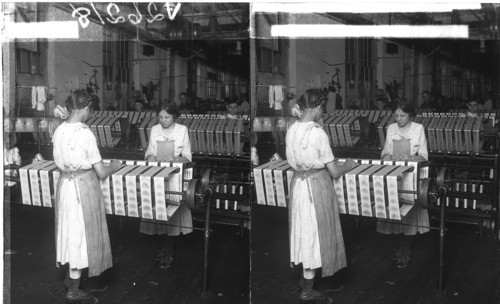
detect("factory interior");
top-left (3, 2), bottom-right (500, 304)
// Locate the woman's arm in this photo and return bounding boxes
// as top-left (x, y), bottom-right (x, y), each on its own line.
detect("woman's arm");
top-left (172, 156), bottom-right (191, 163)
top-left (145, 154), bottom-right (156, 161)
top-left (84, 128), bottom-right (119, 178)
top-left (398, 154), bottom-right (426, 161)
top-left (179, 125), bottom-right (192, 162)
top-left (416, 124), bottom-right (428, 161)
top-left (93, 160), bottom-right (122, 179)
top-left (326, 159), bottom-right (357, 179)
top-left (313, 126), bottom-right (350, 178)
top-left (144, 126), bottom-right (159, 160)
top-left (381, 153), bottom-right (392, 161)
top-left (381, 124), bottom-right (394, 160)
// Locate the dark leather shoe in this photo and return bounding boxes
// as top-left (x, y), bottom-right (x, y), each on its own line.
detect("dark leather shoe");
top-left (84, 278), bottom-right (109, 293)
top-left (326, 282), bottom-right (343, 292)
top-left (396, 253), bottom-right (411, 269)
top-left (66, 277), bottom-right (108, 293)
top-left (299, 290), bottom-right (333, 304)
top-left (392, 247), bottom-right (403, 261)
top-left (66, 289), bottom-right (98, 304)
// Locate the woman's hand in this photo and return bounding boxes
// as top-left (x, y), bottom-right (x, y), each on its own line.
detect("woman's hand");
top-left (397, 154), bottom-right (410, 161)
top-left (344, 158), bottom-right (358, 170)
top-left (159, 155), bottom-right (174, 162)
top-left (327, 159), bottom-right (357, 179)
top-left (382, 154), bottom-right (392, 161)
top-left (155, 155), bottom-right (191, 163)
top-left (94, 159), bottom-right (122, 179)
top-left (146, 155), bottom-right (156, 162)
top-left (161, 156), bottom-right (191, 163)
top-left (110, 159), bottom-right (122, 172)
top-left (174, 156), bottom-right (191, 163)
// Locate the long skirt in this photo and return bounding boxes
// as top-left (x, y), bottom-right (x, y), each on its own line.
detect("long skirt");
top-left (376, 204), bottom-right (430, 235)
top-left (140, 169), bottom-right (193, 236)
top-left (288, 170), bottom-right (346, 278)
top-left (54, 171), bottom-right (112, 277)
top-left (139, 204), bottom-right (193, 236)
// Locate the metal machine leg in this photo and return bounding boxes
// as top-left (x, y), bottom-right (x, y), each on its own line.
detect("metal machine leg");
top-left (202, 188), bottom-right (213, 296)
top-left (438, 191), bottom-right (446, 294)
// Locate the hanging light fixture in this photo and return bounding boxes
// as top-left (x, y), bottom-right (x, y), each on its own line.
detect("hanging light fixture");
top-left (228, 41), bottom-right (243, 55)
top-left (235, 41), bottom-right (242, 55)
top-left (479, 38), bottom-right (486, 53)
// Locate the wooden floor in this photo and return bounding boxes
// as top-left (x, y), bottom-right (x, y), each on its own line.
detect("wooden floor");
top-left (6, 201), bottom-right (249, 304)
top-left (251, 205), bottom-right (500, 304)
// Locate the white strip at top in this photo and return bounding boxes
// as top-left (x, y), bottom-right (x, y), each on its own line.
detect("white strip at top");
top-left (3, 21), bottom-right (79, 39)
top-left (251, 2), bottom-right (481, 14)
top-left (270, 24), bottom-right (469, 39)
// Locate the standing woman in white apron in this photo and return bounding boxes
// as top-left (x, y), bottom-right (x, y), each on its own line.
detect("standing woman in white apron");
top-left (52, 90), bottom-right (121, 304)
top-left (143, 101), bottom-right (192, 269)
top-left (286, 89), bottom-right (357, 304)
top-left (378, 100), bottom-right (429, 269)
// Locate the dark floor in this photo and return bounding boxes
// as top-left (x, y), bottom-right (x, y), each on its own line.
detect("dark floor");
top-left (251, 205), bottom-right (500, 304)
top-left (5, 191), bottom-right (500, 304)
top-left (6, 143), bottom-right (500, 304)
top-left (6, 202), bottom-right (249, 304)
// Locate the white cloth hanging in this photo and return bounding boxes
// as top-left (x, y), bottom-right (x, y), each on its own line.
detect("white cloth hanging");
top-left (4, 146), bottom-right (21, 187)
top-left (5, 147), bottom-right (21, 166)
top-left (32, 86), bottom-right (37, 109)
top-left (274, 85), bottom-right (284, 110)
top-left (37, 86), bottom-right (47, 103)
top-left (33, 86), bottom-right (47, 111)
top-left (269, 85), bottom-right (275, 109)
top-left (36, 100), bottom-right (45, 111)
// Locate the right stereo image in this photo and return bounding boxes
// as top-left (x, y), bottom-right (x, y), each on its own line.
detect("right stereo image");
top-left (250, 3), bottom-right (500, 304)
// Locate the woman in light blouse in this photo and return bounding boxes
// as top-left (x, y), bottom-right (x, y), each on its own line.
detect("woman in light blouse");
top-left (142, 101), bottom-right (193, 269)
top-left (379, 100), bottom-right (429, 269)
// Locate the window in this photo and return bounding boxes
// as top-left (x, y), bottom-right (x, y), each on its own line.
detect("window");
top-left (103, 28), bottom-right (113, 83)
top-left (257, 39), bottom-right (284, 74)
top-left (102, 27), bottom-right (129, 85)
top-left (103, 28), bottom-right (130, 85)
top-left (258, 47), bottom-right (273, 73)
top-left (32, 52), bottom-right (41, 75)
top-left (206, 69), bottom-right (217, 100)
top-left (360, 39), bottom-right (373, 82)
top-left (16, 48), bottom-right (31, 74)
top-left (15, 44), bottom-right (41, 75)
top-left (117, 36), bottom-right (129, 84)
top-left (345, 39), bottom-right (355, 82)
top-left (101, 27), bottom-right (130, 104)
top-left (452, 70), bottom-right (461, 98)
top-left (220, 72), bottom-right (228, 100)
top-left (345, 38), bottom-right (373, 83)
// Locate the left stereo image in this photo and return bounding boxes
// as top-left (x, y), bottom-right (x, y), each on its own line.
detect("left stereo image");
top-left (3, 2), bottom-right (251, 304)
